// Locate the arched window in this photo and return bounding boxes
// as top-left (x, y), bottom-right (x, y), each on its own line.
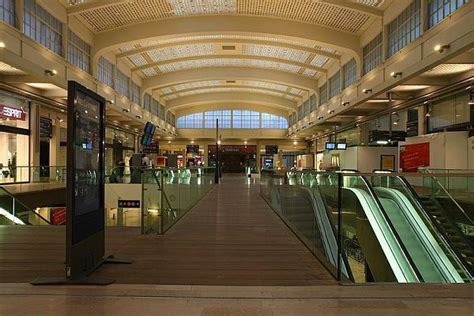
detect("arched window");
top-left (176, 110), bottom-right (288, 129)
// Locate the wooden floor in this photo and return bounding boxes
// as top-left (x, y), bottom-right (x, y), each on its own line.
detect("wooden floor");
top-left (0, 176), bottom-right (336, 286)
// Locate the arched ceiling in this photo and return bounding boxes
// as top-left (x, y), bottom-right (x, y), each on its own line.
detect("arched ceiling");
top-left (63, 0), bottom-right (388, 115)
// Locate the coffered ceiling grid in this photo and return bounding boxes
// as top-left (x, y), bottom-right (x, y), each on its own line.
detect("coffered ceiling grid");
top-left (74, 0), bottom-right (373, 33)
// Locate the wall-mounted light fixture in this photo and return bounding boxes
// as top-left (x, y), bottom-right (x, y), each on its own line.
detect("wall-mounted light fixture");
top-left (342, 101), bottom-right (350, 107)
top-left (362, 88), bottom-right (372, 94)
top-left (318, 116), bottom-right (323, 120)
top-left (390, 71), bottom-right (402, 79)
top-left (434, 44), bottom-right (450, 53)
top-left (293, 141), bottom-right (297, 145)
top-left (45, 69), bottom-right (57, 76)
top-left (106, 100), bottom-right (114, 105)
top-left (328, 110), bottom-right (335, 114)
top-left (0, 42), bottom-right (5, 48)
top-left (136, 115), bottom-right (142, 119)
top-left (122, 108), bottom-right (130, 113)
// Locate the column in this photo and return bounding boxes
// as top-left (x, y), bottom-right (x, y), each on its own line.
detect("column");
top-left (15, 0), bottom-right (24, 32)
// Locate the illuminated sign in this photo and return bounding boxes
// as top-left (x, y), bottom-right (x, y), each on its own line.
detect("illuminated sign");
top-left (0, 104), bottom-right (26, 120)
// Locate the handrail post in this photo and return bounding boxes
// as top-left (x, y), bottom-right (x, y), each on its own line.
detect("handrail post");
top-left (141, 172), bottom-right (144, 235)
top-left (337, 172), bottom-right (342, 282)
top-left (160, 170), bottom-right (164, 234)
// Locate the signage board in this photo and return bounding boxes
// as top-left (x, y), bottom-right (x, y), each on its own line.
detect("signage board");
top-left (265, 145), bottom-right (278, 155)
top-left (66, 81), bottom-right (106, 278)
top-left (400, 142), bottom-right (430, 172)
top-left (40, 117), bottom-right (53, 138)
top-left (118, 200), bottom-right (140, 208)
top-left (336, 143), bottom-right (347, 150)
top-left (325, 142), bottom-right (336, 150)
top-left (187, 145), bottom-right (200, 154)
top-left (0, 104), bottom-right (26, 120)
top-left (143, 142), bottom-right (159, 154)
top-left (50, 207), bottom-right (66, 225)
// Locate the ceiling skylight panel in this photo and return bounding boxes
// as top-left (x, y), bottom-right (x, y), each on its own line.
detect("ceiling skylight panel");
top-left (303, 69), bottom-right (317, 77)
top-left (243, 45), bottom-right (310, 63)
top-left (148, 44), bottom-right (215, 62)
top-left (128, 54), bottom-right (148, 66)
top-left (169, 0), bottom-right (237, 15)
top-left (142, 68), bottom-right (158, 77)
top-left (310, 55), bottom-right (330, 67)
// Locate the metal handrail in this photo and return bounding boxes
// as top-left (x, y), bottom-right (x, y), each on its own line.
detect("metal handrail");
top-left (0, 187), bottom-right (51, 225)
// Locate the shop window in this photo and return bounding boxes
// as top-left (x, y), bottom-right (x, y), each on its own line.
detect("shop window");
top-left (67, 30), bottom-right (91, 74)
top-left (0, 0), bottom-right (15, 26)
top-left (342, 59), bottom-right (357, 89)
top-left (24, 0), bottom-right (63, 56)
top-left (329, 71), bottom-right (341, 99)
top-left (428, 0), bottom-right (468, 28)
top-left (319, 83), bottom-right (328, 106)
top-left (97, 57), bottom-right (114, 88)
top-left (0, 93), bottom-right (30, 184)
top-left (387, 0), bottom-right (421, 58)
top-left (363, 33), bottom-right (383, 75)
top-left (116, 70), bottom-right (130, 98)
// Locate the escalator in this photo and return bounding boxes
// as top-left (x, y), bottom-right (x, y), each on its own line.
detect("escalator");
top-left (0, 187), bottom-right (50, 225)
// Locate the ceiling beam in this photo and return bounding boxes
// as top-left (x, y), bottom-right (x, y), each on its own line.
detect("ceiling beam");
top-left (318, 0), bottom-right (383, 17)
top-left (93, 16), bottom-right (361, 62)
top-left (159, 85), bottom-right (303, 100)
top-left (166, 92), bottom-right (297, 111)
top-left (116, 38), bottom-right (340, 60)
top-left (131, 54), bottom-right (327, 74)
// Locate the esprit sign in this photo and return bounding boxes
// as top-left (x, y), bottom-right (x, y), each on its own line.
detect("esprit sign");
top-left (0, 104), bottom-right (26, 120)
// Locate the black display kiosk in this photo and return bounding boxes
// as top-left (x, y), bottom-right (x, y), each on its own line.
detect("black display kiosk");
top-left (32, 81), bottom-right (130, 285)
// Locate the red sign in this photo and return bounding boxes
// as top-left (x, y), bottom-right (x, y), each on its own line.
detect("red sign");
top-left (0, 104), bottom-right (26, 120)
top-left (50, 207), bottom-right (66, 225)
top-left (400, 142), bottom-right (430, 172)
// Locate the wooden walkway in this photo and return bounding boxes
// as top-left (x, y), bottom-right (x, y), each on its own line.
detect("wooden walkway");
top-left (0, 176), bottom-right (336, 286)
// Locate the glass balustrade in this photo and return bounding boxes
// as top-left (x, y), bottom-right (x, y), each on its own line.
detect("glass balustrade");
top-left (260, 169), bottom-right (474, 284)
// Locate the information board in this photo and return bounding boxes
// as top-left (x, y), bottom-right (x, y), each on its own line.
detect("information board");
top-left (66, 81), bottom-right (106, 277)
top-left (40, 117), bottom-right (53, 138)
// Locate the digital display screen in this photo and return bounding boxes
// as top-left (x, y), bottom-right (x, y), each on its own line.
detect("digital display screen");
top-left (144, 122), bottom-right (155, 135)
top-left (325, 142), bottom-right (336, 150)
top-left (336, 143), bottom-right (347, 150)
top-left (74, 91), bottom-right (101, 217)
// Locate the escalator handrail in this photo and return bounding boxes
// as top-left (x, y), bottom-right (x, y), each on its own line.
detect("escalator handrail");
top-left (358, 175), bottom-right (424, 282)
top-left (397, 175), bottom-right (474, 278)
top-left (306, 179), bottom-right (355, 282)
top-left (421, 169), bottom-right (473, 225)
top-left (0, 186), bottom-right (51, 225)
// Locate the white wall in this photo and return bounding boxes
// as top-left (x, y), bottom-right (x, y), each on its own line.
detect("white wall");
top-left (468, 137), bottom-right (474, 170)
top-left (400, 131), bottom-right (470, 170)
top-left (357, 147), bottom-right (398, 173)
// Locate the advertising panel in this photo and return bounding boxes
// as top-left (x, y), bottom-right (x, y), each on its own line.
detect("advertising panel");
top-left (400, 142), bottom-right (430, 172)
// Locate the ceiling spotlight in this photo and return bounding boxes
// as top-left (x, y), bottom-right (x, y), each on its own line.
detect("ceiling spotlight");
top-left (434, 44), bottom-right (450, 53)
top-left (244, 140), bottom-right (248, 145)
top-left (45, 69), bottom-right (57, 76)
top-left (342, 101), bottom-right (350, 107)
top-left (328, 110), bottom-right (335, 114)
top-left (122, 108), bottom-right (130, 113)
top-left (0, 42), bottom-right (5, 48)
top-left (318, 116), bottom-right (323, 120)
top-left (390, 71), bottom-right (402, 79)
top-left (363, 88), bottom-right (372, 94)
top-left (191, 140), bottom-right (195, 144)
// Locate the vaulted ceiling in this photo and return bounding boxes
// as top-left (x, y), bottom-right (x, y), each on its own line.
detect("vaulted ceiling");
top-left (63, 0), bottom-right (389, 115)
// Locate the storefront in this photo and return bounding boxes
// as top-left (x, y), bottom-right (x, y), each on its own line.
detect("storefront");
top-left (0, 91), bottom-right (30, 184)
top-left (105, 127), bottom-right (137, 169)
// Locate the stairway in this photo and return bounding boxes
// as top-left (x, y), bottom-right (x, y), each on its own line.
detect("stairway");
top-left (418, 196), bottom-right (474, 276)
